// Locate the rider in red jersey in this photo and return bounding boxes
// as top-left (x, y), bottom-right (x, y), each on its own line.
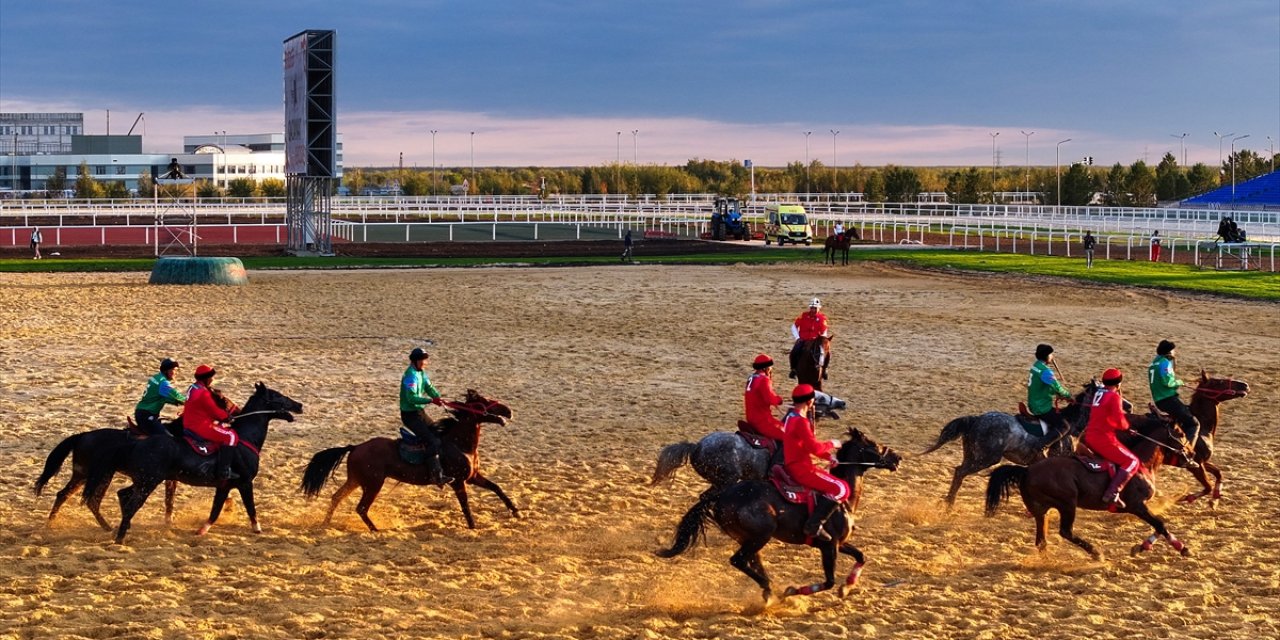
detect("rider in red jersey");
top-left (1082, 368), bottom-right (1139, 508)
top-left (743, 353), bottom-right (785, 441)
top-left (781, 383), bottom-right (848, 542)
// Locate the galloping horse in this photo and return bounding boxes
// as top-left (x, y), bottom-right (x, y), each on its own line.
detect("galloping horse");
top-left (1167, 371), bottom-right (1249, 505)
top-left (650, 390), bottom-right (847, 487)
top-left (823, 227), bottom-right (861, 265)
top-left (35, 388), bottom-right (232, 529)
top-left (81, 383), bottom-right (303, 543)
top-left (921, 381), bottom-right (1092, 506)
top-left (794, 334), bottom-right (833, 392)
top-left (657, 428), bottom-right (900, 606)
top-left (301, 390), bottom-right (516, 530)
top-left (985, 417), bottom-right (1197, 559)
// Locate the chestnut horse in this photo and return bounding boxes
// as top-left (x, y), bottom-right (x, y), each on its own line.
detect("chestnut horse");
top-left (301, 390), bottom-right (516, 530)
top-left (657, 428), bottom-right (901, 606)
top-left (1166, 371), bottom-right (1249, 505)
top-left (985, 416), bottom-right (1197, 559)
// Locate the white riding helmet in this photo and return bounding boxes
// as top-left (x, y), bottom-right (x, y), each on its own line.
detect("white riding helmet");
top-left (810, 297), bottom-right (822, 308)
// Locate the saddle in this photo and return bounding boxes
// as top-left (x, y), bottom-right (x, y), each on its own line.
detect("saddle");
top-left (736, 421), bottom-right (777, 455)
top-left (768, 465), bottom-right (816, 511)
top-left (1015, 402), bottom-right (1050, 437)
top-left (398, 427), bottom-right (427, 465)
top-left (1146, 402), bottom-right (1172, 423)
top-left (182, 430), bottom-right (219, 457)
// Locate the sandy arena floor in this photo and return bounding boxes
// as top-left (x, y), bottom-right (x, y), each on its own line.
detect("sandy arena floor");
top-left (1, 263), bottom-right (1277, 640)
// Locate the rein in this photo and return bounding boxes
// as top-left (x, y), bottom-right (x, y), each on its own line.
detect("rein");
top-left (1129, 430), bottom-right (1193, 463)
top-left (228, 410), bottom-right (279, 421)
top-left (1193, 382), bottom-right (1243, 402)
top-left (442, 399), bottom-right (502, 418)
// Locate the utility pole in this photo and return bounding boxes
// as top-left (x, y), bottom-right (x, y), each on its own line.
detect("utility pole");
top-left (804, 131), bottom-right (812, 193)
top-left (830, 129), bottom-right (840, 192)
top-left (1020, 130), bottom-right (1035, 198)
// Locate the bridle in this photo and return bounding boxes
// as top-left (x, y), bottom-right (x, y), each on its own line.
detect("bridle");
top-left (1193, 378), bottom-right (1247, 402)
top-left (1129, 428), bottom-right (1196, 465)
top-left (441, 398), bottom-right (506, 420)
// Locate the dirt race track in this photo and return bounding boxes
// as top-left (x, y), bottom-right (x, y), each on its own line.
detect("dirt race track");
top-left (1, 262), bottom-right (1277, 640)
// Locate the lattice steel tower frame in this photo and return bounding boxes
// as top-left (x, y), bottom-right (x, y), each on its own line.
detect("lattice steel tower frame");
top-left (284, 29), bottom-right (337, 255)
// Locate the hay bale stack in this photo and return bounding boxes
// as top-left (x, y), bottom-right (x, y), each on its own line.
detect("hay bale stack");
top-left (149, 257), bottom-right (248, 285)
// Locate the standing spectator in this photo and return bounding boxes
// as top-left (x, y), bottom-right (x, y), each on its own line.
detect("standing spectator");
top-left (30, 227), bottom-right (42, 260)
top-left (1149, 230), bottom-right (1162, 262)
top-left (622, 229), bottom-right (633, 262)
top-left (1082, 231), bottom-right (1096, 268)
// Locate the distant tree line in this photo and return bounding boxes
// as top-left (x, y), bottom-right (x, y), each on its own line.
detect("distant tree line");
top-left (346, 150), bottom-right (1278, 206)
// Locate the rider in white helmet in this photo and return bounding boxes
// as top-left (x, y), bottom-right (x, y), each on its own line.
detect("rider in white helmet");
top-left (790, 297), bottom-right (831, 380)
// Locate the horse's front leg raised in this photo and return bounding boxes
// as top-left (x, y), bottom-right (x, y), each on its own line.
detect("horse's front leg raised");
top-left (1128, 501), bottom-right (1191, 558)
top-left (784, 541), bottom-right (838, 598)
top-left (197, 484), bottom-right (234, 536)
top-left (1178, 464), bottom-right (1214, 504)
top-left (467, 473), bottom-right (520, 519)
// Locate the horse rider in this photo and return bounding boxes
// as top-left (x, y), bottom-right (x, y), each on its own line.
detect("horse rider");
top-left (833, 221), bottom-right (845, 242)
top-left (1082, 368), bottom-right (1138, 508)
top-left (789, 297), bottom-right (830, 380)
top-left (1148, 340), bottom-right (1200, 447)
top-left (1027, 344), bottom-right (1072, 438)
top-left (134, 357), bottom-right (186, 437)
top-left (400, 347), bottom-right (452, 486)
top-left (781, 383), bottom-right (849, 542)
top-left (181, 364), bottom-right (239, 481)
top-left (743, 353), bottom-right (786, 444)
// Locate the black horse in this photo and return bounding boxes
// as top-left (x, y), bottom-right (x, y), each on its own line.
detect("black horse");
top-left (657, 428), bottom-right (901, 606)
top-left (82, 382), bottom-right (303, 543)
top-left (34, 388), bottom-right (234, 529)
top-left (823, 227), bottom-right (861, 265)
top-left (921, 381), bottom-right (1093, 506)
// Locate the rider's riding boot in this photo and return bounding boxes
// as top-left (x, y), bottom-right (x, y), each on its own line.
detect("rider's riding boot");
top-left (789, 345), bottom-right (800, 379)
top-left (803, 496), bottom-right (841, 542)
top-left (216, 447), bottom-right (240, 481)
top-left (1102, 468), bottom-right (1132, 509)
top-left (426, 453), bottom-right (453, 486)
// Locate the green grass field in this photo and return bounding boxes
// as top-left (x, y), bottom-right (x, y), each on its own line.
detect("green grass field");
top-left (2, 247), bottom-right (1277, 302)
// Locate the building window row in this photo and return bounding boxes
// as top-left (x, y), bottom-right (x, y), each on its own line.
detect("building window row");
top-left (0, 125), bottom-right (82, 136)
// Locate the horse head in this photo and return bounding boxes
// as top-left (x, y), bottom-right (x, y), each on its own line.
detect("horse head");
top-left (1194, 370), bottom-right (1249, 403)
top-left (836, 427), bottom-right (902, 473)
top-left (246, 381), bottom-right (304, 417)
top-left (1125, 415), bottom-right (1195, 469)
top-left (448, 389), bottom-right (513, 426)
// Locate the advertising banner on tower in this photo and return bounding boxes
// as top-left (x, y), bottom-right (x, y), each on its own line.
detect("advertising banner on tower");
top-left (283, 33), bottom-right (308, 175)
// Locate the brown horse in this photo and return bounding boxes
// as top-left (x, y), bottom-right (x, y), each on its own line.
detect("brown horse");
top-left (823, 227), bottom-right (861, 265)
top-left (793, 334), bottom-right (833, 392)
top-left (985, 416), bottom-right (1197, 559)
top-left (1166, 371), bottom-right (1249, 506)
top-left (300, 390), bottom-right (516, 530)
top-left (657, 428), bottom-right (901, 606)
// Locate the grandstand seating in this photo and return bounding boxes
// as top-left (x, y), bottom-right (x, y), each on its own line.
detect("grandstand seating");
top-left (1183, 170), bottom-right (1280, 206)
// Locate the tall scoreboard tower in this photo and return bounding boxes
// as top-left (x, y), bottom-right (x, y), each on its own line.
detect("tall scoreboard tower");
top-left (283, 29), bottom-right (336, 255)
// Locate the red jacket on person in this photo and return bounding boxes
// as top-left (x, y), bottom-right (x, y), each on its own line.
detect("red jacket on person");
top-left (182, 382), bottom-right (236, 446)
top-left (744, 372), bottom-right (785, 440)
top-left (1083, 387), bottom-right (1137, 471)
top-left (794, 311), bottom-right (829, 341)
top-left (781, 409), bottom-right (850, 501)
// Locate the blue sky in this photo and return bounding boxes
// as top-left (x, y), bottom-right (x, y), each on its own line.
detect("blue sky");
top-left (2, 1), bottom-right (1277, 168)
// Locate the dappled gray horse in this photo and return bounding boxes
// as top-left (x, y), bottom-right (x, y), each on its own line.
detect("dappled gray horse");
top-left (921, 381), bottom-right (1095, 507)
top-left (650, 391), bottom-right (846, 489)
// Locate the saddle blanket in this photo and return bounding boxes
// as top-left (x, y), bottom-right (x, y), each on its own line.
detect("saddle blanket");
top-left (768, 465), bottom-right (816, 511)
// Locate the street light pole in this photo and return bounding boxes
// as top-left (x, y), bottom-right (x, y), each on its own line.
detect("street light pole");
top-left (470, 131), bottom-right (475, 195)
top-left (1231, 134), bottom-right (1250, 205)
top-left (830, 129), bottom-right (839, 192)
top-left (804, 131), bottom-right (812, 193)
top-left (430, 130), bottom-right (438, 195)
top-left (989, 131), bottom-right (1000, 203)
top-left (1268, 135), bottom-right (1275, 173)
top-left (1170, 132), bottom-right (1187, 167)
top-left (1214, 131), bottom-right (1234, 184)
top-left (631, 129), bottom-right (639, 164)
top-left (1020, 130), bottom-right (1035, 198)
top-left (1056, 138), bottom-right (1072, 210)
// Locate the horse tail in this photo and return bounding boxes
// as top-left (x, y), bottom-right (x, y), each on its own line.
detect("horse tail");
top-left (651, 441), bottom-right (696, 485)
top-left (300, 445), bottom-right (354, 498)
top-left (655, 487), bottom-right (719, 558)
top-left (984, 464), bottom-right (1028, 517)
top-left (34, 433), bottom-right (82, 496)
top-left (920, 416), bottom-right (972, 455)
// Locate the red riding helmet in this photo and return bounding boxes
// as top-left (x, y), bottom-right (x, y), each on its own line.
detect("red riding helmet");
top-left (792, 383), bottom-right (816, 402)
top-left (752, 354), bottom-right (774, 369)
top-left (1101, 368), bottom-right (1123, 385)
top-left (194, 364), bottom-right (217, 379)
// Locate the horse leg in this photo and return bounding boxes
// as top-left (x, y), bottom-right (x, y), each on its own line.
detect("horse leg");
top-left (468, 473), bottom-right (520, 519)
top-left (115, 479), bottom-right (161, 544)
top-left (353, 476), bottom-right (388, 532)
top-left (163, 480), bottom-right (177, 526)
top-left (323, 476), bottom-right (360, 526)
top-left (238, 482), bottom-right (262, 533)
top-left (728, 539), bottom-right (775, 605)
top-left (197, 484), bottom-right (234, 536)
top-left (836, 541), bottom-right (866, 597)
top-left (450, 482), bottom-right (477, 529)
top-left (945, 456), bottom-right (992, 507)
top-left (1179, 464), bottom-right (1214, 504)
top-left (1033, 508), bottom-right (1049, 551)
top-left (784, 541), bottom-right (838, 598)
top-left (1056, 505), bottom-right (1100, 560)
top-left (86, 475), bottom-right (113, 531)
top-left (48, 471), bottom-right (85, 525)
top-left (1204, 460), bottom-right (1224, 505)
top-left (1128, 501), bottom-right (1191, 558)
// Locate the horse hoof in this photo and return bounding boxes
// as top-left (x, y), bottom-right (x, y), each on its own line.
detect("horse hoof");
top-left (196, 523), bottom-right (212, 536)
top-left (1181, 547), bottom-right (1193, 558)
top-left (252, 523), bottom-right (263, 534)
top-left (782, 586), bottom-right (799, 598)
top-left (1130, 544), bottom-right (1145, 557)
